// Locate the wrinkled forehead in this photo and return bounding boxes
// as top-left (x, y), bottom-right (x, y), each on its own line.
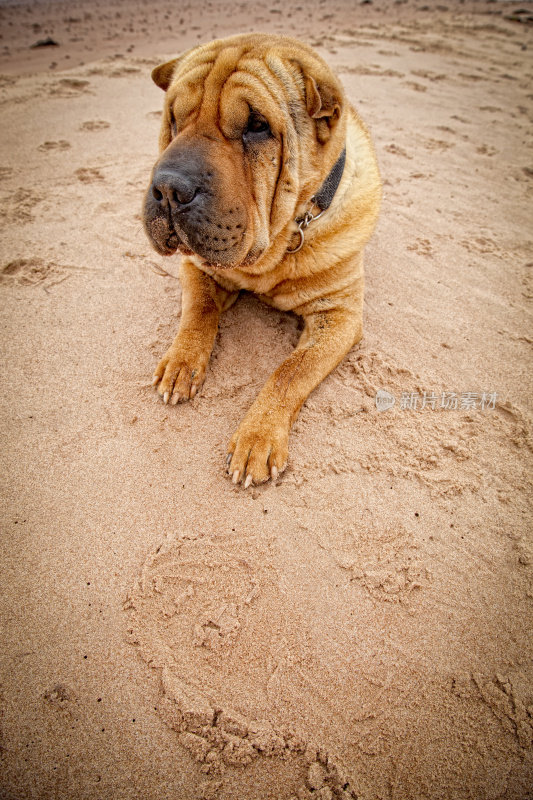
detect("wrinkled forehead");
top-left (166, 43), bottom-right (306, 135)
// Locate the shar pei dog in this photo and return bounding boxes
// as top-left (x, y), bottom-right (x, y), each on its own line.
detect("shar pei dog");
top-left (143, 33), bottom-right (381, 487)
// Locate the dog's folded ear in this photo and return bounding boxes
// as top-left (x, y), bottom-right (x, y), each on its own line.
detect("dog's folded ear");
top-left (152, 58), bottom-right (181, 91)
top-left (304, 75), bottom-right (341, 119)
top-left (304, 75), bottom-right (343, 143)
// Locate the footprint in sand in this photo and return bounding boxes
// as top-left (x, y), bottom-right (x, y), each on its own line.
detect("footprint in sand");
top-left (476, 144), bottom-right (498, 156)
top-left (1, 258), bottom-right (86, 288)
top-left (402, 80), bottom-right (427, 92)
top-left (407, 237), bottom-right (433, 257)
top-left (89, 63), bottom-right (142, 78)
top-left (49, 78), bottom-right (91, 98)
top-left (0, 188), bottom-right (41, 224)
top-left (126, 533), bottom-right (358, 800)
top-left (79, 120), bottom-right (110, 132)
top-left (75, 167), bottom-right (105, 183)
top-left (422, 138), bottom-right (454, 152)
top-left (38, 139), bottom-right (71, 152)
top-left (338, 65), bottom-right (404, 79)
top-left (460, 235), bottom-right (501, 255)
top-left (43, 683), bottom-right (77, 717)
top-left (109, 65), bottom-right (141, 77)
top-left (324, 523), bottom-right (430, 605)
top-left (384, 143), bottom-right (412, 159)
top-left (410, 69), bottom-right (446, 82)
top-left (1, 258), bottom-right (59, 287)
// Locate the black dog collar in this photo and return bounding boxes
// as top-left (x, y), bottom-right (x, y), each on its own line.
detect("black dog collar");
top-left (313, 147), bottom-right (346, 211)
top-left (287, 146), bottom-right (346, 253)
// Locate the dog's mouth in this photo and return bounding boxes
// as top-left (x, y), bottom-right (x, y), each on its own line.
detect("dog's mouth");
top-left (144, 209), bottom-right (250, 269)
top-left (144, 214), bottom-right (177, 255)
top-left (166, 232), bottom-right (197, 259)
top-left (143, 216), bottom-right (192, 258)
top-left (163, 230), bottom-right (180, 255)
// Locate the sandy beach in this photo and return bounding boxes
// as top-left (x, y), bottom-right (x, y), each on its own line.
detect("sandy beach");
top-left (1, 1), bottom-right (532, 798)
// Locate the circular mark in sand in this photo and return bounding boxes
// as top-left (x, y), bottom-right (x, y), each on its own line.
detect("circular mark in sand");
top-left (126, 533), bottom-right (357, 800)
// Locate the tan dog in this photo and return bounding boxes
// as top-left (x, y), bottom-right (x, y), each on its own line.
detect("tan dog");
top-left (143, 33), bottom-right (381, 487)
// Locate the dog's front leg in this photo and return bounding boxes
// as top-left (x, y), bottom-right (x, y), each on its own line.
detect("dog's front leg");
top-left (153, 259), bottom-right (238, 404)
top-left (227, 297), bottom-right (363, 486)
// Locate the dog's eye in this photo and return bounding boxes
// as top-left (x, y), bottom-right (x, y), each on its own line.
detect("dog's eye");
top-left (169, 113), bottom-right (177, 137)
top-left (243, 112), bottom-right (271, 141)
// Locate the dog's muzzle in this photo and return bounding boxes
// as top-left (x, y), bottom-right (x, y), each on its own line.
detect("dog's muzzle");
top-left (143, 143), bottom-right (248, 267)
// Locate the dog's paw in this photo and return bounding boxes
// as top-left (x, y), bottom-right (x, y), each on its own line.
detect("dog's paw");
top-left (152, 347), bottom-right (208, 405)
top-left (226, 409), bottom-right (289, 487)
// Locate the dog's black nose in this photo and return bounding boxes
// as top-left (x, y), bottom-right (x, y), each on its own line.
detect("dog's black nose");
top-left (151, 168), bottom-right (198, 207)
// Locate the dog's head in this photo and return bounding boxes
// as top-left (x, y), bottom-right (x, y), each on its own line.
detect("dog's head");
top-left (143, 33), bottom-right (347, 269)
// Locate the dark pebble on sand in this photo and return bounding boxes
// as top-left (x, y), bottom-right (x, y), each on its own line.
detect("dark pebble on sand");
top-left (30, 37), bottom-right (59, 49)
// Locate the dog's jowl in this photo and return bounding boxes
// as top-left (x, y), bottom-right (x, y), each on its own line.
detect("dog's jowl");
top-left (143, 33), bottom-right (381, 487)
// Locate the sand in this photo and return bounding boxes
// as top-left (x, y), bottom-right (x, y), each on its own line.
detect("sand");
top-left (1, 0), bottom-right (532, 798)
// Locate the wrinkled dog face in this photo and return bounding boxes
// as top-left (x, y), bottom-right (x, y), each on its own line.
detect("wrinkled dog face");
top-left (143, 34), bottom-right (343, 269)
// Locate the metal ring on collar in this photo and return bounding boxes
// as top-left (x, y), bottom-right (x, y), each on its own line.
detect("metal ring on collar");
top-left (286, 225), bottom-right (305, 254)
top-left (286, 204), bottom-right (325, 254)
